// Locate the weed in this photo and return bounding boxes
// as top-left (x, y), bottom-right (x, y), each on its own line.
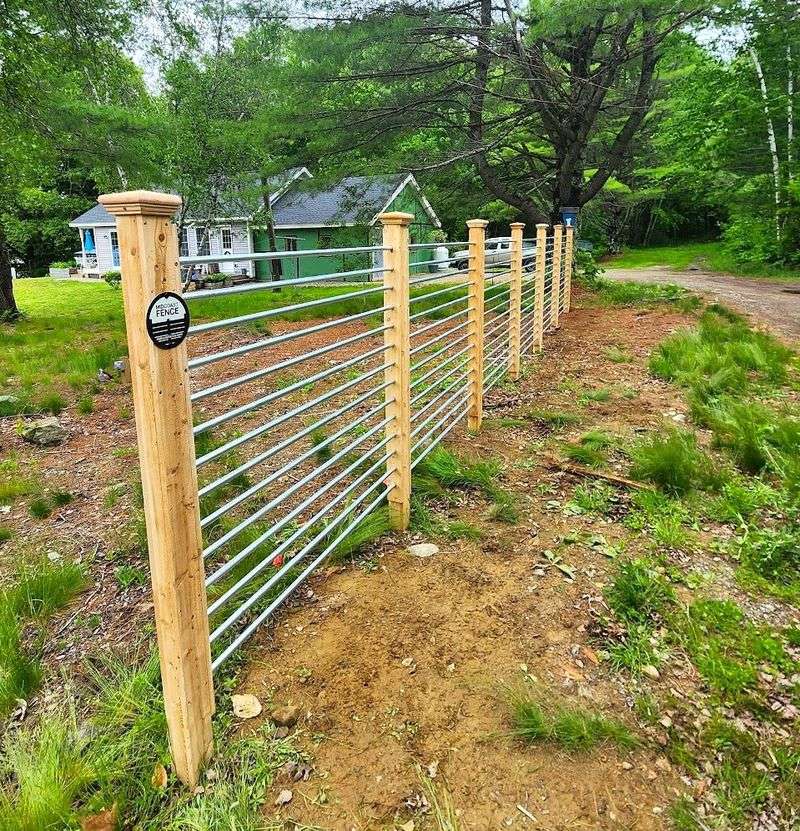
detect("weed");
top-left (524, 408), bottom-right (580, 430)
top-left (580, 387), bottom-right (611, 404)
top-left (418, 767), bottom-right (462, 831)
top-left (37, 391), bottom-right (65, 416)
top-left (607, 625), bottom-right (660, 673)
top-left (328, 506), bottom-right (391, 563)
top-left (651, 513), bottom-right (692, 550)
top-left (567, 482), bottom-right (616, 515)
top-left (604, 345), bottom-right (632, 363)
top-left (28, 498), bottom-right (52, 520)
top-left (604, 559), bottom-right (674, 626)
top-left (0, 526), bottom-right (12, 544)
top-left (509, 686), bottom-right (638, 751)
top-left (444, 520), bottom-right (482, 540)
top-left (51, 490), bottom-right (73, 507)
top-left (114, 565), bottom-right (147, 590)
top-left (704, 477), bottom-right (777, 524)
top-left (103, 483), bottom-right (126, 510)
top-left (561, 430), bottom-right (615, 468)
top-left (310, 427), bottom-right (333, 463)
top-left (675, 599), bottom-right (795, 702)
top-left (488, 491), bottom-right (519, 523)
top-left (629, 429), bottom-right (717, 495)
top-left (633, 693), bottom-right (660, 725)
top-left (737, 526), bottom-right (800, 585)
top-left (415, 447), bottom-right (500, 495)
top-left (76, 396), bottom-right (94, 415)
top-left (0, 558), bottom-right (85, 714)
top-left (0, 713), bottom-right (92, 830)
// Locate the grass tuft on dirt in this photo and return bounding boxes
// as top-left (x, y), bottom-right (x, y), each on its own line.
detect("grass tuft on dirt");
top-left (509, 686), bottom-right (638, 752)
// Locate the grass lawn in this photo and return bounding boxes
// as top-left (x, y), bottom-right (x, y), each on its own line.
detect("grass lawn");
top-left (1, 277), bottom-right (468, 413)
top-left (602, 241), bottom-right (800, 281)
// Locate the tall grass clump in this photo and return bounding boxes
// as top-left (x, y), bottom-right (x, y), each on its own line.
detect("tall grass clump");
top-left (0, 558), bottom-right (86, 715)
top-left (630, 429), bottom-right (719, 495)
top-left (604, 559), bottom-right (674, 627)
top-left (509, 686), bottom-right (638, 751)
top-left (649, 309), bottom-right (793, 400)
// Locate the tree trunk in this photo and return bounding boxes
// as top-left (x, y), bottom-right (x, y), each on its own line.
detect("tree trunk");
top-left (0, 227), bottom-right (19, 320)
top-left (749, 46), bottom-right (782, 240)
top-left (788, 44), bottom-right (794, 179)
top-left (259, 175), bottom-right (283, 289)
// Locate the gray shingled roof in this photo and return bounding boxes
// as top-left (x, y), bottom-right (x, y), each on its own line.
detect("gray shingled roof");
top-left (69, 171), bottom-right (415, 229)
top-left (69, 203), bottom-right (116, 226)
top-left (272, 174), bottom-right (408, 227)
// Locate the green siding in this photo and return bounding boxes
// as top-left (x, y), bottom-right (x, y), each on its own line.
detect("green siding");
top-left (270, 181), bottom-right (439, 280)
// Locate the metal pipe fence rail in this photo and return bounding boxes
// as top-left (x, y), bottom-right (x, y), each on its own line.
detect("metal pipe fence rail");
top-left (99, 189), bottom-right (575, 785)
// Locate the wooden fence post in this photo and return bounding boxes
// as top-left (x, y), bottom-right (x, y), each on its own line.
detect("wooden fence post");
top-left (564, 225), bottom-right (575, 314)
top-left (508, 222), bottom-right (524, 380)
top-left (466, 219), bottom-right (489, 431)
top-left (98, 190), bottom-right (214, 787)
top-left (379, 212), bottom-right (413, 531)
top-left (534, 223), bottom-right (548, 350)
top-left (551, 224), bottom-right (563, 328)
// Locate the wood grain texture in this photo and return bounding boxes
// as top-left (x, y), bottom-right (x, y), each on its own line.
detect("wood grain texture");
top-left (379, 212), bottom-right (413, 531)
top-left (552, 224), bottom-right (563, 329)
top-left (534, 224), bottom-right (548, 350)
top-left (467, 220), bottom-right (489, 431)
top-left (508, 223), bottom-right (524, 380)
top-left (564, 226), bottom-right (575, 313)
top-left (99, 191), bottom-right (214, 787)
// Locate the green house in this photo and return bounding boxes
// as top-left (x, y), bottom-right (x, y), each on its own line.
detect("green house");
top-left (264, 168), bottom-right (442, 279)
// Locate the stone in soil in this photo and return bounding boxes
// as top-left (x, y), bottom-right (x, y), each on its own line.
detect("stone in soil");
top-left (271, 704), bottom-right (301, 727)
top-left (408, 543), bottom-right (440, 558)
top-left (21, 417), bottom-right (67, 446)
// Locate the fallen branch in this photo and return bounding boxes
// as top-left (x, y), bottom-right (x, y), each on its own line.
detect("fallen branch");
top-left (541, 454), bottom-right (655, 491)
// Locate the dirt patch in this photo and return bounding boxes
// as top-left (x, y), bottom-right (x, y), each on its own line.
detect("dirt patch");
top-left (233, 301), bottom-right (717, 830)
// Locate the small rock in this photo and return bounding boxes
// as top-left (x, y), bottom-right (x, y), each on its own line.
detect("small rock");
top-left (21, 417), bottom-right (67, 447)
top-left (621, 761), bottom-right (634, 770)
top-left (655, 757), bottom-right (672, 772)
top-left (275, 789), bottom-right (293, 806)
top-left (408, 543), bottom-right (439, 558)
top-left (271, 704), bottom-right (301, 727)
top-left (641, 664), bottom-right (660, 680)
top-left (273, 725), bottom-right (290, 739)
top-left (232, 694), bottom-right (262, 719)
top-left (659, 716), bottom-right (673, 729)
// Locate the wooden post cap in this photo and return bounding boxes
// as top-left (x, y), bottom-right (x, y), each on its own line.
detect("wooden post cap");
top-left (99, 191), bottom-right (182, 217)
top-left (466, 219), bottom-right (489, 228)
top-left (378, 211), bottom-right (414, 226)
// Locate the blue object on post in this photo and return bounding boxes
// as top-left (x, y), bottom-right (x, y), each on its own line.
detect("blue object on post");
top-left (560, 207), bottom-right (579, 230)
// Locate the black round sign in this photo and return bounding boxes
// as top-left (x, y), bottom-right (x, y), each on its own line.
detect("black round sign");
top-left (146, 292), bottom-right (190, 350)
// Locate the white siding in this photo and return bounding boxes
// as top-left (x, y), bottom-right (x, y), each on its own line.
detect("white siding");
top-left (185, 221), bottom-right (252, 275)
top-left (94, 226), bottom-right (117, 274)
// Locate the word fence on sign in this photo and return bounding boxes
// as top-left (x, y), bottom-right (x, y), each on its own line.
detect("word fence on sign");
top-left (100, 191), bottom-right (575, 785)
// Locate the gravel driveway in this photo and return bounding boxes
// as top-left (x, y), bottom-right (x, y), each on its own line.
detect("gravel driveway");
top-left (604, 266), bottom-right (800, 342)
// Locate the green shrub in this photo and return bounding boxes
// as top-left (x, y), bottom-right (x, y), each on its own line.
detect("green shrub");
top-left (0, 527), bottom-right (11, 544)
top-left (604, 559), bottom-right (674, 626)
top-left (629, 429), bottom-right (717, 495)
top-left (524, 408), bottom-right (580, 429)
top-left (36, 392), bottom-right (65, 416)
top-left (103, 271), bottom-right (122, 288)
top-left (28, 498), bottom-right (52, 520)
top-left (76, 396), bottom-right (94, 416)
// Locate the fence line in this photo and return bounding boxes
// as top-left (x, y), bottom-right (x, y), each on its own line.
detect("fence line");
top-left (100, 189), bottom-right (575, 785)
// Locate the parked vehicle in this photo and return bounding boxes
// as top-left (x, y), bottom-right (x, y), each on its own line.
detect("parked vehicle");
top-left (451, 237), bottom-right (535, 271)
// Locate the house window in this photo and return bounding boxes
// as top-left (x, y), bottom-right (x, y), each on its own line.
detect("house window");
top-left (319, 233), bottom-right (332, 250)
top-left (179, 228), bottom-right (189, 257)
top-left (195, 227), bottom-right (210, 256)
top-left (284, 237), bottom-right (298, 252)
top-left (110, 231), bottom-right (120, 267)
top-left (221, 227), bottom-right (233, 252)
